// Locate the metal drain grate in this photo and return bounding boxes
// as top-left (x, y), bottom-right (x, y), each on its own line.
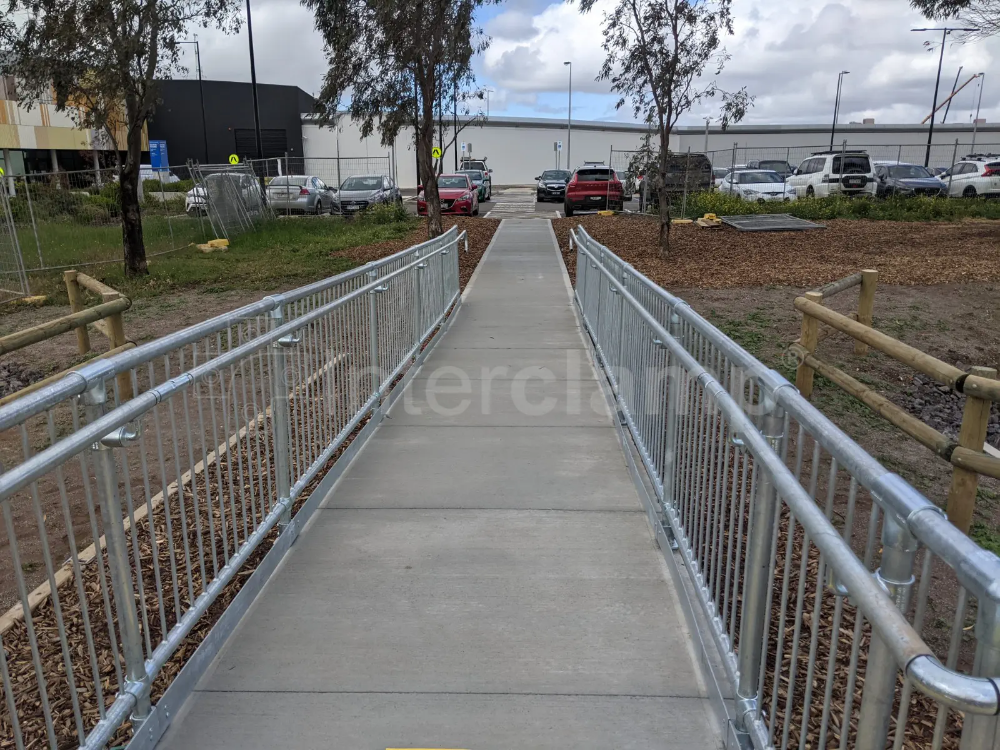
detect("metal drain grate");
top-left (720, 214), bottom-right (826, 231)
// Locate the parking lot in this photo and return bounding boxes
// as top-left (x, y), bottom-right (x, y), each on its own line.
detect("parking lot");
top-left (405, 185), bottom-right (641, 219)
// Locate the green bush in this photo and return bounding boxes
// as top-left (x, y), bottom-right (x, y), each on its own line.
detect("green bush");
top-left (73, 203), bottom-right (110, 225)
top-left (678, 190), bottom-right (1000, 222)
top-left (360, 201), bottom-right (408, 225)
top-left (86, 195), bottom-right (120, 218)
top-left (142, 178), bottom-right (194, 193)
top-left (100, 181), bottom-right (121, 203)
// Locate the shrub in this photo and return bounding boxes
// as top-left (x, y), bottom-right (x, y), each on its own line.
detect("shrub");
top-left (73, 203), bottom-right (110, 225)
top-left (143, 178), bottom-right (194, 193)
top-left (100, 181), bottom-right (121, 204)
top-left (360, 201), bottom-right (408, 225)
top-left (86, 195), bottom-right (121, 218)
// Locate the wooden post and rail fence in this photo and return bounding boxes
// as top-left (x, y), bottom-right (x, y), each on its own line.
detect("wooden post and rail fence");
top-left (790, 269), bottom-right (999, 534)
top-left (0, 271), bottom-right (134, 405)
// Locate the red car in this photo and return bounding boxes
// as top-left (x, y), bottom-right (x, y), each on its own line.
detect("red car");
top-left (563, 165), bottom-right (624, 216)
top-left (416, 174), bottom-right (480, 217)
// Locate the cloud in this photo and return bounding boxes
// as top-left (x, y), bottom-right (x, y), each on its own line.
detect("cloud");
top-left (486, 11), bottom-right (537, 41)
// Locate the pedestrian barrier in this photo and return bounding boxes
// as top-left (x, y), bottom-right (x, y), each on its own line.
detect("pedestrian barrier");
top-left (790, 271), bottom-right (1000, 535)
top-left (0, 227), bottom-right (462, 749)
top-left (572, 224), bottom-right (1000, 750)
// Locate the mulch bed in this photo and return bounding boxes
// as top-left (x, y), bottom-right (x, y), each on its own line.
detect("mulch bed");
top-left (0, 236), bottom-right (490, 750)
top-left (552, 215), bottom-right (1000, 289)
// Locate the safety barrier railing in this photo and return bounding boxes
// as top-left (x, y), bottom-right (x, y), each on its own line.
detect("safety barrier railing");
top-left (0, 226), bottom-right (462, 749)
top-left (571, 224), bottom-right (1000, 750)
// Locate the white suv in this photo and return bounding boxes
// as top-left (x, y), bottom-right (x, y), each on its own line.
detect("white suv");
top-left (938, 155), bottom-right (1000, 198)
top-left (786, 151), bottom-right (876, 198)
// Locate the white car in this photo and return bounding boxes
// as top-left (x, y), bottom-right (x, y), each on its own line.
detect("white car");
top-left (719, 169), bottom-right (796, 202)
top-left (786, 151), bottom-right (877, 198)
top-left (140, 165), bottom-right (180, 183)
top-left (937, 155), bottom-right (1000, 198)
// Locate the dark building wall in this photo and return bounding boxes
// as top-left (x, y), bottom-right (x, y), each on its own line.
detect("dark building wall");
top-left (148, 80), bottom-right (315, 166)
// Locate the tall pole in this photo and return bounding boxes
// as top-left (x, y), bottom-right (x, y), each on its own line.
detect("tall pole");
top-left (453, 82), bottom-right (458, 171)
top-left (942, 65), bottom-right (963, 123)
top-left (414, 76), bottom-right (420, 187)
top-left (564, 61), bottom-right (572, 171)
top-left (704, 119), bottom-right (710, 153)
top-left (195, 40), bottom-right (209, 164)
top-left (830, 71), bottom-right (849, 151)
top-left (912, 26), bottom-right (979, 168)
top-left (245, 0), bottom-right (264, 190)
top-left (972, 72), bottom-right (985, 152)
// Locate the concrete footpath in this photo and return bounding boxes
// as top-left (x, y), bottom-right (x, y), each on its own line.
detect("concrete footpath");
top-left (160, 219), bottom-right (720, 749)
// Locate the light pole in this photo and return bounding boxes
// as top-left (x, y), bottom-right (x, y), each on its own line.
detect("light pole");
top-left (178, 39), bottom-right (209, 164)
top-left (564, 61), bottom-right (572, 171)
top-left (972, 72), bottom-right (985, 152)
top-left (912, 27), bottom-right (979, 167)
top-left (245, 0), bottom-right (264, 170)
top-left (484, 88), bottom-right (493, 117)
top-left (830, 70), bottom-right (849, 151)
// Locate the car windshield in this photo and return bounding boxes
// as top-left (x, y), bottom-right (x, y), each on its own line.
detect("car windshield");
top-left (737, 171), bottom-right (783, 184)
top-left (575, 168), bottom-right (613, 182)
top-left (438, 176), bottom-right (470, 189)
top-left (341, 177), bottom-right (382, 190)
top-left (269, 176), bottom-right (308, 187)
top-left (458, 170), bottom-right (484, 182)
top-left (888, 165), bottom-right (933, 179)
top-left (541, 170), bottom-right (571, 181)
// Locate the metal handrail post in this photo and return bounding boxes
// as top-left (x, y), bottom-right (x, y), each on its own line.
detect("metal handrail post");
top-left (662, 312), bottom-right (683, 513)
top-left (856, 511), bottom-right (919, 750)
top-left (962, 600), bottom-right (1000, 749)
top-left (414, 247), bottom-right (426, 352)
top-left (268, 307), bottom-right (294, 532)
top-left (82, 382), bottom-right (151, 729)
top-left (368, 268), bottom-right (384, 405)
top-left (735, 404), bottom-right (784, 732)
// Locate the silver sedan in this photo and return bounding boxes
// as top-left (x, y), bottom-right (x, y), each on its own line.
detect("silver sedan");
top-left (266, 175), bottom-right (336, 214)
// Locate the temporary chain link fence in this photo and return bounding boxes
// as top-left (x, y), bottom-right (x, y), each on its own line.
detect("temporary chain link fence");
top-left (2, 164), bottom-right (208, 271)
top-left (191, 162), bottom-right (273, 241)
top-left (573, 224), bottom-right (1000, 750)
top-left (0, 180), bottom-right (30, 302)
top-left (0, 225), bottom-right (464, 750)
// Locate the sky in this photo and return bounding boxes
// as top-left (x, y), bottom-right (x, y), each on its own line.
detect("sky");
top-left (179, 0), bottom-right (999, 126)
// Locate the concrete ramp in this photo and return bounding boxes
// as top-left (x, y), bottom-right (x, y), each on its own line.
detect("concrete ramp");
top-left (159, 219), bottom-right (721, 750)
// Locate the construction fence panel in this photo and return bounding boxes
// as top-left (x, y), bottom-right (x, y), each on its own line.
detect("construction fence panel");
top-left (0, 180), bottom-right (30, 302)
top-left (192, 163), bottom-right (273, 241)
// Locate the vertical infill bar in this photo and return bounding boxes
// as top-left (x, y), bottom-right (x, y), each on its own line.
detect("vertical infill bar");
top-left (83, 382), bottom-right (151, 729)
top-left (269, 307), bottom-right (294, 531)
top-left (856, 511), bottom-right (918, 750)
top-left (368, 268), bottom-right (384, 406)
top-left (736, 404), bottom-right (785, 734)
top-left (961, 598), bottom-right (1000, 749)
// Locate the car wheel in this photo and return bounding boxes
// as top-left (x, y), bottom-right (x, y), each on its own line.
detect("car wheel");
top-left (315, 200), bottom-right (324, 215)
top-left (963, 185), bottom-right (978, 198)
top-left (806, 186), bottom-right (815, 198)
top-left (487, 186), bottom-right (491, 200)
top-left (564, 202), bottom-right (574, 217)
top-left (473, 204), bottom-right (479, 216)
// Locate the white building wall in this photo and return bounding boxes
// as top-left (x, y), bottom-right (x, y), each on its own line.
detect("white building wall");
top-left (303, 115), bottom-right (1000, 188)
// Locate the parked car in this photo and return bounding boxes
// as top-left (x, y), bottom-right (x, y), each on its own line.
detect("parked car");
top-left (745, 159), bottom-right (795, 178)
top-left (200, 172), bottom-right (265, 217)
top-left (535, 169), bottom-right (572, 202)
top-left (185, 185), bottom-right (206, 215)
top-left (139, 165), bottom-right (180, 183)
top-left (416, 174), bottom-right (479, 217)
top-left (266, 175), bottom-right (336, 215)
top-left (786, 151), bottom-right (876, 198)
top-left (636, 154), bottom-right (714, 212)
top-left (937, 154), bottom-right (1000, 198)
top-left (457, 169), bottom-right (491, 201)
top-left (872, 163), bottom-right (945, 198)
top-left (334, 174), bottom-right (401, 215)
top-left (718, 170), bottom-right (797, 202)
top-left (460, 158), bottom-right (491, 176)
top-left (712, 167), bottom-right (731, 189)
top-left (564, 165), bottom-right (623, 216)
top-left (929, 166), bottom-right (950, 177)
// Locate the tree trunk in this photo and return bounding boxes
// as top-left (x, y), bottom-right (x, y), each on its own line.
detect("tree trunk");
top-left (656, 134), bottom-right (671, 258)
top-left (419, 85), bottom-right (443, 238)
top-left (120, 123), bottom-right (148, 277)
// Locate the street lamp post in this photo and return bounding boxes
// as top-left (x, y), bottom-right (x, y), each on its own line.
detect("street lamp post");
top-left (564, 61), bottom-right (572, 171)
top-left (484, 88), bottom-right (493, 118)
top-left (245, 0), bottom-right (264, 173)
top-left (178, 39), bottom-right (209, 164)
top-left (912, 27), bottom-right (979, 168)
top-left (830, 70), bottom-right (850, 151)
top-left (972, 72), bottom-right (986, 152)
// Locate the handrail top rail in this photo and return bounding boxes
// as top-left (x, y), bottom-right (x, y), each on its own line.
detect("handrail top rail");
top-left (571, 224), bottom-right (1000, 604)
top-left (0, 226), bottom-right (460, 432)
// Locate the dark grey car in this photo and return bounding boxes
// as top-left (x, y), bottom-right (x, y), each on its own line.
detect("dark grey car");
top-left (334, 174), bottom-right (401, 215)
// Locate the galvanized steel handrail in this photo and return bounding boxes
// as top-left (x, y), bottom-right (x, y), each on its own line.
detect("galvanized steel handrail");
top-left (0, 227), bottom-right (461, 750)
top-left (571, 224), bottom-right (1000, 749)
top-left (0, 226), bottom-right (462, 434)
